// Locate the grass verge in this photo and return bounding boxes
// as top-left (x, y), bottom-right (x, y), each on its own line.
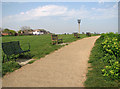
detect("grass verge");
top-left (84, 35), bottom-right (120, 87)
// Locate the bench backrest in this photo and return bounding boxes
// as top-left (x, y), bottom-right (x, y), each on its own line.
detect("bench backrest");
top-left (74, 33), bottom-right (78, 36)
top-left (51, 35), bottom-right (58, 41)
top-left (2, 41), bottom-right (22, 55)
top-left (86, 32), bottom-right (91, 36)
top-left (74, 33), bottom-right (79, 38)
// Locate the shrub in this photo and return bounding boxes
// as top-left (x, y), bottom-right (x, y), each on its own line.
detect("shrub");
top-left (2, 61), bottom-right (21, 76)
top-left (100, 33), bottom-right (120, 81)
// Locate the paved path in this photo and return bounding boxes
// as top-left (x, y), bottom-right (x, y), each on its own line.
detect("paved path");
top-left (2, 36), bottom-right (100, 87)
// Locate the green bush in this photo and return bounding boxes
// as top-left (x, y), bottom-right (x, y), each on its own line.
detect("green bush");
top-left (2, 61), bottom-right (21, 76)
top-left (118, 34), bottom-right (120, 41)
top-left (100, 33), bottom-right (120, 81)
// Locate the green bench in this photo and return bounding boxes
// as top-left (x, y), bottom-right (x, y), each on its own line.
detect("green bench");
top-left (2, 41), bottom-right (30, 62)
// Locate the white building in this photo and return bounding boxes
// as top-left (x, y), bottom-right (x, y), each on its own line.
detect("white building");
top-left (33, 30), bottom-right (44, 35)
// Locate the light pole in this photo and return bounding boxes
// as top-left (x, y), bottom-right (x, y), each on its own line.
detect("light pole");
top-left (78, 19), bottom-right (81, 34)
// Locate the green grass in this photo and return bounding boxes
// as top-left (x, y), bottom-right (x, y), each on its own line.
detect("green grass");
top-left (2, 61), bottom-right (21, 76)
top-left (84, 36), bottom-right (120, 87)
top-left (27, 60), bottom-right (36, 64)
top-left (2, 34), bottom-right (87, 59)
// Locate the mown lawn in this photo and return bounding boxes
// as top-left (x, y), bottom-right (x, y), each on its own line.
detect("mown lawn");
top-left (2, 34), bottom-right (87, 59)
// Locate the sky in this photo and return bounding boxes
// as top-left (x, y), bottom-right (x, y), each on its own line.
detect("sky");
top-left (1, 1), bottom-right (118, 34)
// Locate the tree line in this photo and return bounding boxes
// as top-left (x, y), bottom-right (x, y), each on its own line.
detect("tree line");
top-left (0, 26), bottom-right (49, 36)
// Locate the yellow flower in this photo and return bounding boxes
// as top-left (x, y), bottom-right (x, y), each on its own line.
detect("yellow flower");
top-left (110, 70), bottom-right (114, 74)
top-left (115, 61), bottom-right (119, 64)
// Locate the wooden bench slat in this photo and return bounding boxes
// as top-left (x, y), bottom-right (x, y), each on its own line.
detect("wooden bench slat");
top-left (51, 34), bottom-right (63, 44)
top-left (74, 33), bottom-right (80, 38)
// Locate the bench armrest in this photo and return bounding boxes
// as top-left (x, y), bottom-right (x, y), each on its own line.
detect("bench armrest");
top-left (21, 43), bottom-right (30, 50)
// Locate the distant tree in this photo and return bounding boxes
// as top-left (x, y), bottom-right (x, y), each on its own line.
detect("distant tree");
top-left (28, 29), bottom-right (33, 31)
top-left (3, 28), bottom-right (16, 35)
top-left (40, 29), bottom-right (46, 31)
top-left (20, 26), bottom-right (32, 35)
top-left (3, 28), bottom-right (10, 33)
top-left (18, 30), bottom-right (22, 33)
top-left (0, 27), bottom-right (2, 31)
top-left (0, 27), bottom-right (3, 32)
top-left (9, 30), bottom-right (16, 34)
top-left (20, 26), bottom-right (31, 31)
top-left (0, 28), bottom-right (1, 35)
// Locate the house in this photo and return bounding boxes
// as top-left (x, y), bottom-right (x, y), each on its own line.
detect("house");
top-left (21, 29), bottom-right (33, 35)
top-left (20, 29), bottom-right (51, 35)
top-left (33, 29), bottom-right (44, 35)
top-left (33, 29), bottom-right (51, 35)
top-left (2, 33), bottom-right (9, 36)
top-left (2, 33), bottom-right (12, 36)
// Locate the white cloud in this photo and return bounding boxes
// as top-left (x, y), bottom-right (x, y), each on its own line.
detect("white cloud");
top-left (3, 5), bottom-right (90, 23)
top-left (98, 0), bottom-right (105, 4)
top-left (89, 3), bottom-right (117, 20)
top-left (3, 5), bottom-right (68, 22)
top-left (26, 5), bottom-right (67, 17)
top-left (113, 3), bottom-right (118, 8)
top-left (3, 4), bottom-right (117, 23)
top-left (20, 12), bottom-right (24, 15)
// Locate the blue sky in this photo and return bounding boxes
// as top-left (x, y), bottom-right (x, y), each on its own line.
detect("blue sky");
top-left (2, 2), bottom-right (118, 34)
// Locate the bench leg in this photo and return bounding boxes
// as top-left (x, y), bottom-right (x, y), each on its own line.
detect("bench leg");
top-left (52, 41), bottom-right (54, 45)
top-left (2, 55), bottom-right (5, 63)
top-left (28, 52), bottom-right (31, 58)
top-left (7, 56), bottom-right (9, 61)
top-left (14, 57), bottom-right (16, 62)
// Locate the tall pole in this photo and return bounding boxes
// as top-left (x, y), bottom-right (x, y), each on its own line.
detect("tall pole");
top-left (78, 19), bottom-right (81, 34)
top-left (78, 23), bottom-right (80, 34)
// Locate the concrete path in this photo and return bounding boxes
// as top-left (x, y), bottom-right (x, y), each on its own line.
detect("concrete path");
top-left (2, 36), bottom-right (100, 87)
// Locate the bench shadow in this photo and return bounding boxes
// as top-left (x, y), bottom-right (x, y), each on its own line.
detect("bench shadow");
top-left (17, 54), bottom-right (35, 66)
top-left (18, 53), bottom-right (34, 59)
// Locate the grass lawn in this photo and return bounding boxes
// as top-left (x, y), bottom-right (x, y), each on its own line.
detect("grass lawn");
top-left (2, 34), bottom-right (88, 59)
